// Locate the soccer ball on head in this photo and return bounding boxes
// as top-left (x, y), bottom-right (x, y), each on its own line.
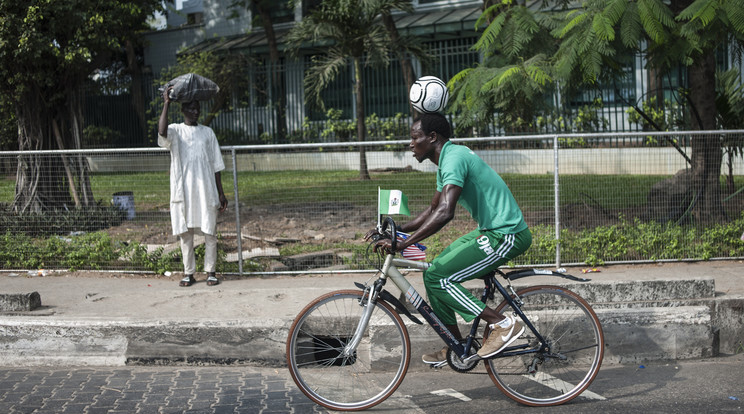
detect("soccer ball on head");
top-left (409, 76), bottom-right (449, 114)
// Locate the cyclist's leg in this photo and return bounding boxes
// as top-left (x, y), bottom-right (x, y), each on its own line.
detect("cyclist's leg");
top-left (421, 230), bottom-right (479, 364)
top-left (426, 229), bottom-right (533, 324)
top-left (423, 229), bottom-right (483, 326)
top-left (471, 229), bottom-right (532, 357)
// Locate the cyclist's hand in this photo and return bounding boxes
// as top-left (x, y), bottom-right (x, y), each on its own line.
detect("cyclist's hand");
top-left (364, 228), bottom-right (381, 242)
top-left (372, 238), bottom-right (395, 254)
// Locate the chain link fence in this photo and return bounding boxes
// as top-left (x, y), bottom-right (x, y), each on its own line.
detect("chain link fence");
top-left (1, 130), bottom-right (743, 275)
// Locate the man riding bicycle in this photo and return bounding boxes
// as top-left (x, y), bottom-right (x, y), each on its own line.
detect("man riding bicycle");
top-left (368, 112), bottom-right (532, 364)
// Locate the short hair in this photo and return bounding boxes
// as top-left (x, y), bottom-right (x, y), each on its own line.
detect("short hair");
top-left (414, 112), bottom-right (452, 139)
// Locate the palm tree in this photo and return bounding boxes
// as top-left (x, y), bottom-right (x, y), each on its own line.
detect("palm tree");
top-left (452, 0), bottom-right (744, 222)
top-left (229, 0), bottom-right (289, 141)
top-left (716, 69), bottom-right (744, 194)
top-left (286, 0), bottom-right (417, 180)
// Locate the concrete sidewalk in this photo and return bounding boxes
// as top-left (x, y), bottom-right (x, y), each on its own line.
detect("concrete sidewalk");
top-left (1, 260), bottom-right (742, 367)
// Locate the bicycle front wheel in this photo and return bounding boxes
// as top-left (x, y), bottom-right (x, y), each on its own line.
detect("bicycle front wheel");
top-left (286, 290), bottom-right (411, 411)
top-left (486, 285), bottom-right (604, 406)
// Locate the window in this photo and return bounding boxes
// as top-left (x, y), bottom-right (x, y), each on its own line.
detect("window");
top-left (186, 12), bottom-right (203, 25)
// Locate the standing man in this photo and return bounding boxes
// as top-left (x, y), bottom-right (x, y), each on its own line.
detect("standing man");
top-left (369, 112), bottom-right (532, 364)
top-left (158, 87), bottom-right (228, 287)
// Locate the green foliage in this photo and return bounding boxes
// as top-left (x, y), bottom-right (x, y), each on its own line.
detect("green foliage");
top-left (83, 126), bottom-right (123, 148)
top-left (520, 213), bottom-right (744, 266)
top-left (123, 243), bottom-right (180, 275)
top-left (285, 0), bottom-right (419, 111)
top-left (448, 54), bottom-right (552, 134)
top-left (320, 108), bottom-right (355, 141)
top-left (0, 230), bottom-right (233, 274)
top-left (0, 232), bottom-right (38, 269)
top-left (313, 109), bottom-right (408, 142)
top-left (0, 0), bottom-right (164, 107)
top-left (366, 113), bottom-right (409, 141)
top-left (0, 206), bottom-right (126, 237)
top-left (0, 101), bottom-right (15, 151)
top-left (716, 69), bottom-right (744, 161)
top-left (533, 97), bottom-right (610, 137)
top-left (626, 96), bottom-right (685, 135)
top-left (0, 231), bottom-right (120, 271)
top-left (453, 0), bottom-right (744, 135)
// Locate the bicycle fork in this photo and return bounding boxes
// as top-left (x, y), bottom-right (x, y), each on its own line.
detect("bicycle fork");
top-left (343, 282), bottom-right (379, 358)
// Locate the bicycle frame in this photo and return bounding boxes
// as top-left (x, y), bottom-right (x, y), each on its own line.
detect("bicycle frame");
top-left (347, 253), bottom-right (552, 363)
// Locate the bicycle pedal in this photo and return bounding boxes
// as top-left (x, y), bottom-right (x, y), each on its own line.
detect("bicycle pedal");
top-left (429, 361), bottom-right (448, 369)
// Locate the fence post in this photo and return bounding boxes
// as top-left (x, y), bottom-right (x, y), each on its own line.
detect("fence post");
top-left (231, 148), bottom-right (243, 275)
top-left (553, 135), bottom-right (561, 269)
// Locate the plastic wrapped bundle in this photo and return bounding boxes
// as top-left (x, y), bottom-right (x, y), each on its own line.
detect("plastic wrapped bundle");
top-left (159, 73), bottom-right (220, 102)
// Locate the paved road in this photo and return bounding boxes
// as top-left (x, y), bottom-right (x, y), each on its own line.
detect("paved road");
top-left (1, 354), bottom-right (742, 413)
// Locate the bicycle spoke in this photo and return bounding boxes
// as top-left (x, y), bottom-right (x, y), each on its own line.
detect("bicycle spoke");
top-left (286, 291), bottom-right (411, 411)
top-left (487, 286), bottom-right (604, 406)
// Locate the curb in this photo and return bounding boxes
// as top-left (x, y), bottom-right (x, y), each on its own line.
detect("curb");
top-left (1, 277), bottom-right (741, 367)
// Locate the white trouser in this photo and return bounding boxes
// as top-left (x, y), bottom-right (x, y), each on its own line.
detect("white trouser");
top-left (179, 229), bottom-right (217, 274)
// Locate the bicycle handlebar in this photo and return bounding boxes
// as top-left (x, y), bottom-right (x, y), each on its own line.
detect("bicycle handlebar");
top-left (380, 216), bottom-right (397, 252)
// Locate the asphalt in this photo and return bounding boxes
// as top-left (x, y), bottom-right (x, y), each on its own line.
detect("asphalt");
top-left (1, 260), bottom-right (743, 367)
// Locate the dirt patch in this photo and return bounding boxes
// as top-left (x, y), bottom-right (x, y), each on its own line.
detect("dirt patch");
top-left (105, 202), bottom-right (377, 257)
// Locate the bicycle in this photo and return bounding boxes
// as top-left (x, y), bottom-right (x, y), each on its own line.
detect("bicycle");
top-left (286, 217), bottom-right (604, 411)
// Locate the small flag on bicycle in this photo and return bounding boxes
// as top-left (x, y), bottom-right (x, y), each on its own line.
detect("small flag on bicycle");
top-left (397, 232), bottom-right (427, 261)
top-left (378, 189), bottom-right (410, 216)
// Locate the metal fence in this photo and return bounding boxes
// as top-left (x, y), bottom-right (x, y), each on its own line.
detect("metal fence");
top-left (1, 130), bottom-right (743, 275)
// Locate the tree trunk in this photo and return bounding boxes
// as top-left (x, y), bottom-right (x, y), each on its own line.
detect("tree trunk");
top-left (256, 2), bottom-right (287, 141)
top-left (381, 12), bottom-right (416, 115)
top-left (726, 149), bottom-right (735, 194)
top-left (354, 58), bottom-right (370, 180)
top-left (14, 98), bottom-right (46, 214)
top-left (125, 39), bottom-right (148, 141)
top-left (13, 91), bottom-right (73, 213)
top-left (52, 118), bottom-right (81, 208)
top-left (69, 91), bottom-right (95, 207)
top-left (12, 85), bottom-right (94, 214)
top-left (688, 51), bottom-right (726, 223)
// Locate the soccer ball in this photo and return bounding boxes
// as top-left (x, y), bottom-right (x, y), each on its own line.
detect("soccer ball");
top-left (409, 76), bottom-right (449, 113)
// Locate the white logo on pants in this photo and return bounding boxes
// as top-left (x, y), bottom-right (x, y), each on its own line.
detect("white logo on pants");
top-left (477, 235), bottom-right (494, 255)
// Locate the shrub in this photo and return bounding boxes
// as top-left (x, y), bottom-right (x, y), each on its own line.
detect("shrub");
top-left (0, 206), bottom-right (125, 237)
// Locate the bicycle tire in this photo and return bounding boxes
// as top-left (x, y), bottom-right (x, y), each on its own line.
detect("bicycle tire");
top-left (485, 285), bottom-right (604, 406)
top-left (286, 290), bottom-right (411, 411)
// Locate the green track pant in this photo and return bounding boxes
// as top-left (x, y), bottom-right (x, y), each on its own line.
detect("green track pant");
top-left (423, 227), bottom-right (532, 325)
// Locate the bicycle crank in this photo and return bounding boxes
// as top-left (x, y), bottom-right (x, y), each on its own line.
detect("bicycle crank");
top-left (447, 343), bottom-right (480, 373)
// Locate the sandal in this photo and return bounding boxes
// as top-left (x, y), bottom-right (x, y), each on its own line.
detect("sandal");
top-left (206, 273), bottom-right (220, 286)
top-left (179, 275), bottom-right (196, 287)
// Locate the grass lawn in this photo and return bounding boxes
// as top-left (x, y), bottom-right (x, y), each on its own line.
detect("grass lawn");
top-left (0, 170), bottom-right (734, 212)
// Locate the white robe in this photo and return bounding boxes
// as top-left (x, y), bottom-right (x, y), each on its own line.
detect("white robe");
top-left (158, 123), bottom-right (225, 236)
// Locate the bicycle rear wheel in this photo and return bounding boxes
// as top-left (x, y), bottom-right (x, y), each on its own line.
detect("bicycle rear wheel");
top-left (286, 290), bottom-right (411, 411)
top-left (486, 285), bottom-right (604, 406)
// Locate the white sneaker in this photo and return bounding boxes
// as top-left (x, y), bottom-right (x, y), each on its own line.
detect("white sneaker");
top-left (422, 346), bottom-right (448, 365)
top-left (477, 316), bottom-right (525, 359)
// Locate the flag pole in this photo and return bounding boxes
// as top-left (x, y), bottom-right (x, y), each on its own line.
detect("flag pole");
top-left (377, 187), bottom-right (381, 231)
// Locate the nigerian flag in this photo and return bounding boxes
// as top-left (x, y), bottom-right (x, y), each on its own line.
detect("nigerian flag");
top-left (378, 188), bottom-right (410, 216)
